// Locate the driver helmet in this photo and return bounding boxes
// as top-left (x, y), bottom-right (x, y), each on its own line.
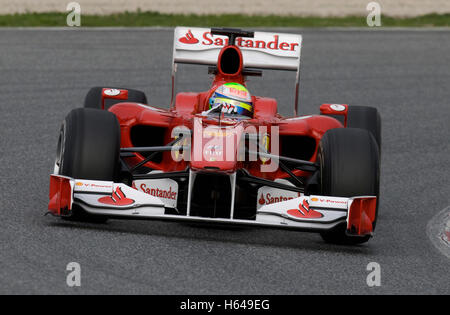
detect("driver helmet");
top-left (208, 82), bottom-right (253, 118)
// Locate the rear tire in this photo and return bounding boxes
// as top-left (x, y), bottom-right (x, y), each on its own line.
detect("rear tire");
top-left (318, 128), bottom-right (380, 245)
top-left (55, 108), bottom-right (121, 222)
top-left (347, 105), bottom-right (381, 151)
top-left (321, 105), bottom-right (381, 151)
top-left (84, 87), bottom-right (148, 110)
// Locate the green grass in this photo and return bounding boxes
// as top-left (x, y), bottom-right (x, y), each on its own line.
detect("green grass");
top-left (0, 11), bottom-right (449, 27)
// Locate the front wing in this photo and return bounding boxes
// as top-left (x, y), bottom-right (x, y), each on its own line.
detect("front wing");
top-left (49, 175), bottom-right (377, 237)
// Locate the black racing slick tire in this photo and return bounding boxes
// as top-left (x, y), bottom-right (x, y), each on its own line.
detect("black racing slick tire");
top-left (347, 106), bottom-right (381, 151)
top-left (54, 108), bottom-right (121, 222)
top-left (321, 105), bottom-right (381, 152)
top-left (318, 128), bottom-right (380, 245)
top-left (84, 87), bottom-right (148, 110)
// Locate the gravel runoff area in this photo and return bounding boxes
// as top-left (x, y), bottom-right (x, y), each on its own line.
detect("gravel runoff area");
top-left (1, 0), bottom-right (450, 17)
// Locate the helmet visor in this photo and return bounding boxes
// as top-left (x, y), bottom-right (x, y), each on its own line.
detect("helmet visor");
top-left (213, 97), bottom-right (253, 117)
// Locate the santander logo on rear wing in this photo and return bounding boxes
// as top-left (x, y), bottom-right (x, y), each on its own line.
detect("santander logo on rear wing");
top-left (173, 27), bottom-right (302, 71)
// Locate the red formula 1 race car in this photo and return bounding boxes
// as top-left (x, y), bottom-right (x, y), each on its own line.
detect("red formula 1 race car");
top-left (49, 27), bottom-right (381, 244)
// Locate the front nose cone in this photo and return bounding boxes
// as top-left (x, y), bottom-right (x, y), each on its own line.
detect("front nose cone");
top-left (190, 119), bottom-right (244, 173)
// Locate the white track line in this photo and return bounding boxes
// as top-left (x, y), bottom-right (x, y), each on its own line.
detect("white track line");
top-left (427, 206), bottom-right (450, 259)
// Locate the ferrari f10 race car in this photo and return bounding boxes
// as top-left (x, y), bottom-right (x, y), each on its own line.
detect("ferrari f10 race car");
top-left (49, 28), bottom-right (381, 244)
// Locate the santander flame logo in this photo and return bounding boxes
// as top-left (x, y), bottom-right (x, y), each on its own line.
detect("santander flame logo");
top-left (179, 30), bottom-right (199, 44)
top-left (287, 199), bottom-right (323, 219)
top-left (259, 194), bottom-right (266, 205)
top-left (98, 187), bottom-right (134, 206)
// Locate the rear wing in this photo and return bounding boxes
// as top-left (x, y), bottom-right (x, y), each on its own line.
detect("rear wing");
top-left (172, 27), bottom-right (303, 115)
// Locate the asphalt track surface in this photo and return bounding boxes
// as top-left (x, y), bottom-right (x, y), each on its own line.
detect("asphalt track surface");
top-left (0, 28), bottom-right (449, 294)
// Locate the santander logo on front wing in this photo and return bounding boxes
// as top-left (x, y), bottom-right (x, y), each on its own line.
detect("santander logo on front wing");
top-left (98, 187), bottom-right (135, 206)
top-left (287, 199), bottom-right (323, 219)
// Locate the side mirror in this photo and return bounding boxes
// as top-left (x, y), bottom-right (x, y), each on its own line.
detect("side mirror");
top-left (320, 104), bottom-right (348, 127)
top-left (101, 88), bottom-right (129, 109)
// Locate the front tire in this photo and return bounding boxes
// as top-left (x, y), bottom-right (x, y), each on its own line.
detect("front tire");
top-left (319, 128), bottom-right (380, 245)
top-left (54, 108), bottom-right (121, 222)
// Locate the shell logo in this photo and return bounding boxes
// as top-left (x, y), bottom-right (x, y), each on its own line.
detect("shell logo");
top-left (311, 197), bottom-right (318, 202)
top-left (75, 182), bottom-right (83, 186)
